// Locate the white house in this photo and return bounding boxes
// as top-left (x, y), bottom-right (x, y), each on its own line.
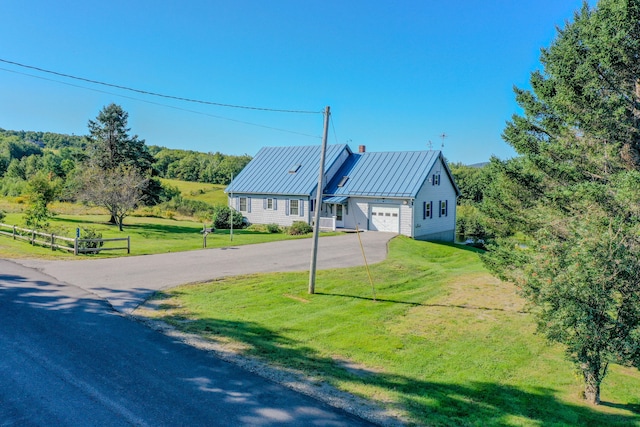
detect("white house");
top-left (226, 144), bottom-right (459, 241)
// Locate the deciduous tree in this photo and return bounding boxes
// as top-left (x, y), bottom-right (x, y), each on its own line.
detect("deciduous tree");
top-left (79, 165), bottom-right (147, 231)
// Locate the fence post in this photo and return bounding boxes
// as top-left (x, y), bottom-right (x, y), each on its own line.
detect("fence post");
top-left (31, 229), bottom-right (35, 245)
top-left (127, 236), bottom-right (130, 254)
top-left (51, 233), bottom-right (54, 251)
top-left (13, 225), bottom-right (16, 240)
top-left (74, 237), bottom-right (78, 256)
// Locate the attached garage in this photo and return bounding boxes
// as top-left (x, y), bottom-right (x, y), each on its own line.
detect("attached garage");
top-left (370, 205), bottom-right (400, 233)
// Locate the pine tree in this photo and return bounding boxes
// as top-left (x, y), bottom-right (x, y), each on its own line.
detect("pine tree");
top-left (482, 0), bottom-right (640, 404)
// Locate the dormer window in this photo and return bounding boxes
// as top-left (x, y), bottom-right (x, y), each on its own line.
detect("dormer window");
top-left (337, 176), bottom-right (349, 187)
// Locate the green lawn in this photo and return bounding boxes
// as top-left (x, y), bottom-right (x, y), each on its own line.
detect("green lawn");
top-left (140, 237), bottom-right (640, 426)
top-left (0, 212), bottom-right (321, 258)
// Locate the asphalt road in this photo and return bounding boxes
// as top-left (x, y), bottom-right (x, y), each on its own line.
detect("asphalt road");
top-left (1, 233), bottom-right (394, 426)
top-left (17, 232), bottom-right (394, 313)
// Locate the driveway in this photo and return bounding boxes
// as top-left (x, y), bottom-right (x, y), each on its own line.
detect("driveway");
top-left (16, 232), bottom-right (394, 313)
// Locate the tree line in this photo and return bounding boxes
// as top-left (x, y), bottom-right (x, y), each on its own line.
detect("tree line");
top-left (0, 124), bottom-right (251, 198)
top-left (0, 104), bottom-right (251, 230)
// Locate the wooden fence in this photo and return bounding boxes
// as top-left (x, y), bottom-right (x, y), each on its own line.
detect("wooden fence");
top-left (0, 223), bottom-right (130, 255)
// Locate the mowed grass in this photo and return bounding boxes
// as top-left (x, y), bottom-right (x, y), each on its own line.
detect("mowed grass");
top-left (160, 178), bottom-right (228, 205)
top-left (141, 237), bottom-right (640, 426)
top-left (0, 212), bottom-right (317, 258)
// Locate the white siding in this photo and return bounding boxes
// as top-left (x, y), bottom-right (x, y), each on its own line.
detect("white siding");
top-left (229, 195), bottom-right (310, 227)
top-left (412, 157), bottom-right (457, 241)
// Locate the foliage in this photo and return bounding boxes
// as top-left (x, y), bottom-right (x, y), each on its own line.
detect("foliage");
top-left (143, 237), bottom-right (640, 426)
top-left (245, 223), bottom-right (282, 233)
top-left (77, 227), bottom-right (104, 253)
top-left (449, 162), bottom-right (487, 204)
top-left (22, 172), bottom-right (60, 230)
top-left (152, 146), bottom-right (251, 185)
top-left (481, 0), bottom-right (640, 405)
top-left (286, 221), bottom-right (312, 235)
top-left (211, 205), bottom-right (244, 229)
top-left (0, 210), bottom-right (4, 222)
top-left (159, 195), bottom-right (215, 218)
top-left (266, 223), bottom-right (281, 233)
top-left (78, 165), bottom-right (147, 231)
top-left (455, 203), bottom-right (487, 241)
top-left (86, 103), bottom-right (154, 172)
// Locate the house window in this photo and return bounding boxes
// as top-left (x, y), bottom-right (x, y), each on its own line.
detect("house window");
top-left (267, 198), bottom-right (273, 209)
top-left (424, 201), bottom-right (432, 219)
top-left (336, 204), bottom-right (343, 221)
top-left (440, 200), bottom-right (448, 217)
top-left (289, 199), bottom-right (299, 216)
top-left (433, 174), bottom-right (441, 185)
top-left (239, 197), bottom-right (247, 212)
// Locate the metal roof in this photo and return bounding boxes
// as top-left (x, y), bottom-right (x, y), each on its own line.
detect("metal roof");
top-left (226, 144), bottom-right (350, 196)
top-left (322, 196), bottom-right (349, 204)
top-left (324, 150), bottom-right (444, 198)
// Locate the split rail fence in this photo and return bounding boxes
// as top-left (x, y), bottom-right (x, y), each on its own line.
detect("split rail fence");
top-left (0, 223), bottom-right (130, 255)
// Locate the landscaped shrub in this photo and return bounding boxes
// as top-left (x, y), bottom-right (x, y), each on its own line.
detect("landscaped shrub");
top-left (211, 205), bottom-right (244, 229)
top-left (266, 223), bottom-right (281, 233)
top-left (287, 221), bottom-right (312, 235)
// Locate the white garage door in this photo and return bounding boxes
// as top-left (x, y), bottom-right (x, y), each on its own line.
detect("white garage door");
top-left (370, 205), bottom-right (400, 233)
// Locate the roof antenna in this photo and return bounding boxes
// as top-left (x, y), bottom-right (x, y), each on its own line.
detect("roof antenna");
top-left (427, 140), bottom-right (433, 150)
top-left (439, 133), bottom-right (447, 150)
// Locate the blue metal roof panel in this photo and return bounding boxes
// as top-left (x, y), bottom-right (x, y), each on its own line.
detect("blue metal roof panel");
top-left (325, 150), bottom-right (440, 198)
top-left (323, 196), bottom-right (349, 204)
top-left (226, 144), bottom-right (349, 196)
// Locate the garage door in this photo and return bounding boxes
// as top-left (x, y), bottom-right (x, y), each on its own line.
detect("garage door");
top-left (370, 205), bottom-right (400, 233)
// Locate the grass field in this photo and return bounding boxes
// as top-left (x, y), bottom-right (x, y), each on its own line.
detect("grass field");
top-left (139, 237), bottom-right (640, 426)
top-left (160, 178), bottom-right (228, 205)
top-left (0, 212), bottom-right (321, 259)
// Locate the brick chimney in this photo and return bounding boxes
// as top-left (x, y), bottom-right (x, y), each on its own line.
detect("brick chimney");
top-left (358, 145), bottom-right (366, 153)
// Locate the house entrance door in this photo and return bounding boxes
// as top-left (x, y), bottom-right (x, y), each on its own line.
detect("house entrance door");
top-left (335, 204), bottom-right (344, 228)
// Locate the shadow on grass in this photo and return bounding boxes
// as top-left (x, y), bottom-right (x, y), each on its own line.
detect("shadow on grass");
top-left (315, 292), bottom-right (526, 313)
top-left (151, 297), bottom-right (639, 426)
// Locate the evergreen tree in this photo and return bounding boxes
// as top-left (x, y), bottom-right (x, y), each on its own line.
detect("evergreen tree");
top-left (87, 103), bottom-right (153, 171)
top-left (482, 0), bottom-right (640, 405)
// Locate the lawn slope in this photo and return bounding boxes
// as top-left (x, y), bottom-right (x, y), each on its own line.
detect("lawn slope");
top-left (140, 237), bottom-right (640, 426)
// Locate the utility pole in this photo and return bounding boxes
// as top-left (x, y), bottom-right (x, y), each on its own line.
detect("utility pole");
top-left (309, 106), bottom-right (330, 294)
top-left (229, 173), bottom-right (234, 241)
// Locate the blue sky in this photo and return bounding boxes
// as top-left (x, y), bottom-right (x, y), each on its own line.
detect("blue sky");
top-left (1, 0), bottom-right (593, 164)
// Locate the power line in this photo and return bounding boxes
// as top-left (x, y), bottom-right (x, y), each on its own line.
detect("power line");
top-left (0, 66), bottom-right (322, 139)
top-left (0, 58), bottom-right (322, 114)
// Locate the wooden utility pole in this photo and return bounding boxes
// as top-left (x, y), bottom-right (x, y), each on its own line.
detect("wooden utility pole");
top-left (229, 173), bottom-right (234, 241)
top-left (309, 106), bottom-right (330, 294)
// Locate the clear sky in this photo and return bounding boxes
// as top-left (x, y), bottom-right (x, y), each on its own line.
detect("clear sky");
top-left (1, 0), bottom-right (594, 165)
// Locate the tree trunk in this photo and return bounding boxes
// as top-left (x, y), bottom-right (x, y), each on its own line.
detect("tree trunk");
top-left (583, 367), bottom-right (601, 405)
top-left (117, 215), bottom-right (124, 232)
top-left (109, 214), bottom-right (117, 225)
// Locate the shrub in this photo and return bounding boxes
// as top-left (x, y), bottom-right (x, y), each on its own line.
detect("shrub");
top-left (266, 223), bottom-right (281, 233)
top-left (246, 224), bottom-right (267, 232)
top-left (77, 227), bottom-right (104, 253)
top-left (211, 205), bottom-right (244, 229)
top-left (0, 210), bottom-right (4, 223)
top-left (287, 221), bottom-right (312, 235)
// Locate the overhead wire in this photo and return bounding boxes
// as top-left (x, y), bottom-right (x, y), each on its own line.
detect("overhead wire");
top-left (0, 58), bottom-right (322, 114)
top-left (330, 114), bottom-right (340, 145)
top-left (0, 66), bottom-right (323, 139)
